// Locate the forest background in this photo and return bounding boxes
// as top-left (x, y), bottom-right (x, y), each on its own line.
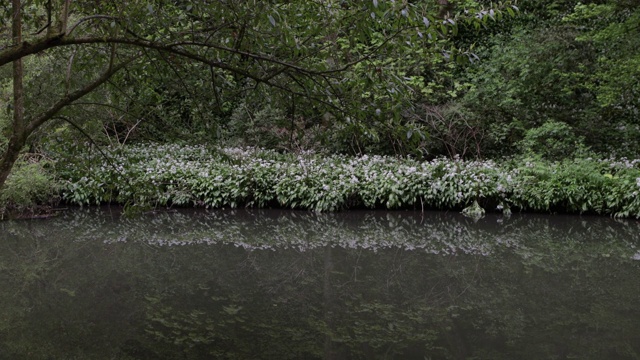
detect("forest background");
top-left (1, 0), bottom-right (639, 216)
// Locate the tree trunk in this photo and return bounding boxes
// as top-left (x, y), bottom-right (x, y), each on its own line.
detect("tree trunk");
top-left (0, 0), bottom-right (26, 192)
top-left (0, 136), bottom-right (27, 190)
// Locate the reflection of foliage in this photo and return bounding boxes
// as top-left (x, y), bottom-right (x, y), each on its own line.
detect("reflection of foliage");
top-left (1, 209), bottom-right (640, 359)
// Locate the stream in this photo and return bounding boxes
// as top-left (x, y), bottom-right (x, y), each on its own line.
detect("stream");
top-left (1, 207), bottom-right (640, 359)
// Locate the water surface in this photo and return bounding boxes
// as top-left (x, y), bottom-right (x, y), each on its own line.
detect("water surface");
top-left (1, 208), bottom-right (640, 359)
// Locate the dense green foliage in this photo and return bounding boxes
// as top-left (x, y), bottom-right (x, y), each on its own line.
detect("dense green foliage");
top-left (1, 0), bottom-right (640, 216)
top-left (457, 0), bottom-right (640, 157)
top-left (16, 0), bottom-right (632, 159)
top-left (53, 144), bottom-right (640, 218)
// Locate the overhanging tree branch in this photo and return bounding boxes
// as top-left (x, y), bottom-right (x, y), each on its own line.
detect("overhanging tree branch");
top-left (25, 54), bottom-right (140, 134)
top-left (0, 25), bottom-right (408, 78)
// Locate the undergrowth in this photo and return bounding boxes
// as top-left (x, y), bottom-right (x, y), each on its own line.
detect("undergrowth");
top-left (50, 144), bottom-right (640, 218)
top-left (0, 158), bottom-right (60, 219)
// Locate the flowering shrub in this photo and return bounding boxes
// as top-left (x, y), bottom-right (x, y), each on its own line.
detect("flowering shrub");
top-left (53, 144), bottom-right (640, 218)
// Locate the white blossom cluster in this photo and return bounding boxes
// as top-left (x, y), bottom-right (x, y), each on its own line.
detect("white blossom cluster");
top-left (56, 143), bottom-right (640, 217)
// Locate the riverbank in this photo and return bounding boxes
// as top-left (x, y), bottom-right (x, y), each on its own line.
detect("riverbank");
top-left (37, 143), bottom-right (640, 218)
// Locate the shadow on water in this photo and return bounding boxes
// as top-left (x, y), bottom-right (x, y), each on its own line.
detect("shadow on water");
top-left (1, 208), bottom-right (640, 359)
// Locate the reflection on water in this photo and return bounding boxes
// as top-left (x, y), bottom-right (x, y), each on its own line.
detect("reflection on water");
top-left (1, 208), bottom-right (640, 359)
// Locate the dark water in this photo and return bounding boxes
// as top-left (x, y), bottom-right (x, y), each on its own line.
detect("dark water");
top-left (1, 208), bottom-right (640, 360)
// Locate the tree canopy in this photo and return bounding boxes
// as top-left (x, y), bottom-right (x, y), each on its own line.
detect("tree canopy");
top-left (0, 0), bottom-right (518, 191)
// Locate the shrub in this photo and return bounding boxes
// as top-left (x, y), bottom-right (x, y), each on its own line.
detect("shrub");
top-left (227, 102), bottom-right (292, 149)
top-left (518, 121), bottom-right (586, 160)
top-left (0, 159), bottom-right (60, 218)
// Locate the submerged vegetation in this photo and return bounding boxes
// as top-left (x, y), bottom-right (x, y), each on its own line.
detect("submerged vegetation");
top-left (52, 144), bottom-right (640, 218)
